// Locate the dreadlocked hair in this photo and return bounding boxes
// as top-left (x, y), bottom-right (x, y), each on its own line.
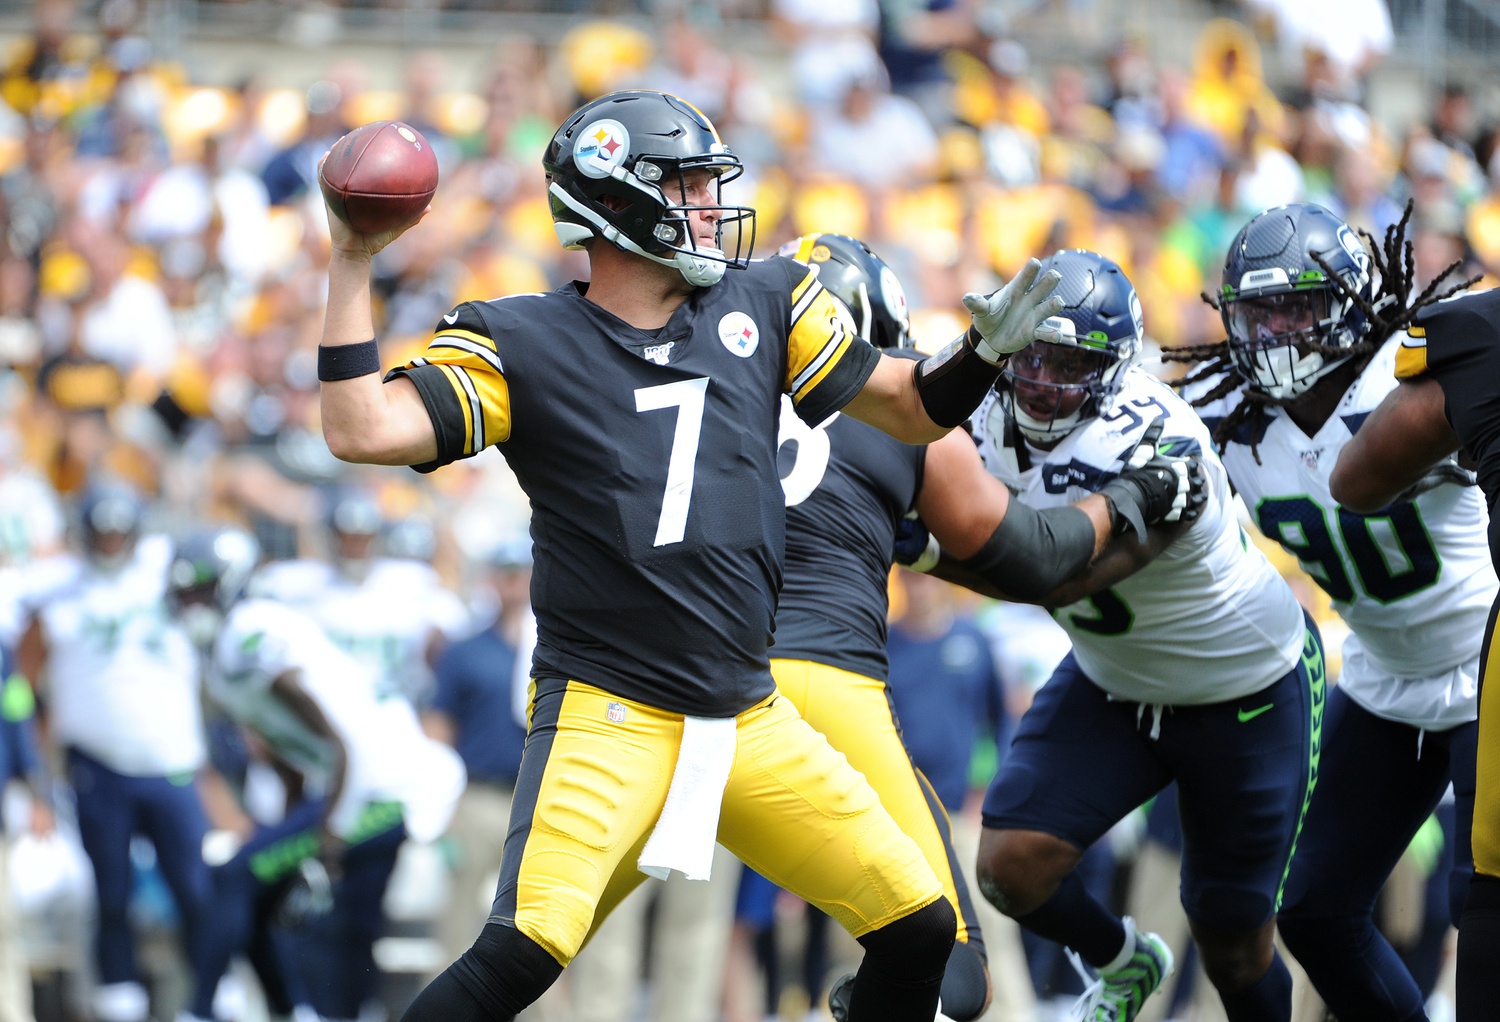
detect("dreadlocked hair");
top-left (1164, 201), bottom-right (1481, 463)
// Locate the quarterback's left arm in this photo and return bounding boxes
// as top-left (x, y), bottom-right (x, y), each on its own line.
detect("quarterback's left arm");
top-left (786, 259), bottom-right (1063, 444)
top-left (1330, 377), bottom-right (1461, 512)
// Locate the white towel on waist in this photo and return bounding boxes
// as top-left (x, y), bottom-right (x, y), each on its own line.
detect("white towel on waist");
top-left (638, 715), bottom-right (737, 881)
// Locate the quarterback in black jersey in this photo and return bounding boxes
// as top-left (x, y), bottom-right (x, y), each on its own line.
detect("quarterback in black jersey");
top-left (1331, 287), bottom-right (1500, 1019)
top-left (769, 235), bottom-right (1206, 1022)
top-left (315, 91), bottom-right (1073, 1022)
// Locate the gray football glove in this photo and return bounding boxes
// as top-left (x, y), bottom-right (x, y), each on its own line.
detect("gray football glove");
top-left (1393, 457), bottom-right (1477, 504)
top-left (961, 259), bottom-right (1066, 364)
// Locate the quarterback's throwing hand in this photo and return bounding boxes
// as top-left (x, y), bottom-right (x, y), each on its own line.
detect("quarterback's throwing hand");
top-left (1100, 419), bottom-right (1208, 540)
top-left (961, 259), bottom-right (1066, 364)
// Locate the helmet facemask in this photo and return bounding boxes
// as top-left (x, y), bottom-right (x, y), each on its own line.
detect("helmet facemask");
top-left (1219, 204), bottom-right (1373, 403)
top-left (1223, 286), bottom-right (1355, 401)
top-left (1001, 340), bottom-right (1124, 444)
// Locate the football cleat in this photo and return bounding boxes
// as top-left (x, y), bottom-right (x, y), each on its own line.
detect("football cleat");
top-left (1069, 917), bottom-right (1174, 1022)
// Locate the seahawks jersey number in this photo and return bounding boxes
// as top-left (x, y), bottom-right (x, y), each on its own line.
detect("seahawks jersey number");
top-left (634, 378), bottom-right (709, 547)
top-left (1255, 496), bottom-right (1441, 604)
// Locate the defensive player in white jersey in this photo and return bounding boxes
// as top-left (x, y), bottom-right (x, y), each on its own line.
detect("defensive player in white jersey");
top-left (966, 251), bottom-right (1322, 1022)
top-left (252, 489), bottom-right (468, 708)
top-left (167, 525), bottom-right (465, 1022)
top-left (17, 481), bottom-right (212, 1022)
top-left (1173, 202), bottom-right (1490, 1022)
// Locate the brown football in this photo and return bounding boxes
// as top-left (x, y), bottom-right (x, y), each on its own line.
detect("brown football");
top-left (319, 120), bottom-right (439, 234)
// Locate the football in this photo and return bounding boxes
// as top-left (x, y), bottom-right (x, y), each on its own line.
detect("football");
top-left (319, 120), bottom-right (439, 235)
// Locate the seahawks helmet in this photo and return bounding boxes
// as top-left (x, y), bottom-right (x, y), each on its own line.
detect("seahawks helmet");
top-left (544, 90), bottom-right (755, 287)
top-left (76, 479), bottom-right (145, 572)
top-left (999, 249), bottom-right (1143, 444)
top-left (167, 526), bottom-right (260, 647)
top-left (1220, 203), bottom-right (1372, 401)
top-left (777, 234), bottom-right (911, 350)
top-left (324, 487), bottom-right (383, 582)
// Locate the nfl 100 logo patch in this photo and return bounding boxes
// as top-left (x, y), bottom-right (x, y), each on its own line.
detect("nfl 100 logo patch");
top-left (606, 701), bottom-right (627, 723)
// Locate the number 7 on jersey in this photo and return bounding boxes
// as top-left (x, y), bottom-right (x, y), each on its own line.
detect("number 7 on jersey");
top-left (635, 378), bottom-right (710, 547)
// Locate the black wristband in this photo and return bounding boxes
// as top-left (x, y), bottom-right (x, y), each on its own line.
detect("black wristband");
top-left (912, 329), bottom-right (1005, 429)
top-left (318, 340), bottom-right (381, 382)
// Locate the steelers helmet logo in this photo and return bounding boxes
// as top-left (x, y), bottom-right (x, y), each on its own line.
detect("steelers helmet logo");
top-left (574, 119), bottom-right (630, 179)
top-left (719, 311), bottom-right (760, 358)
top-left (879, 265), bottom-right (909, 326)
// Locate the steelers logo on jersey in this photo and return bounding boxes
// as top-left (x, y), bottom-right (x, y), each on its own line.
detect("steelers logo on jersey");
top-left (574, 119), bottom-right (630, 179)
top-left (719, 311), bottom-right (760, 358)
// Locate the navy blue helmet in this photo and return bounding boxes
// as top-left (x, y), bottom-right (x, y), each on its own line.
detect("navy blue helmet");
top-left (1220, 202), bottom-right (1373, 400)
top-left (999, 249), bottom-right (1143, 443)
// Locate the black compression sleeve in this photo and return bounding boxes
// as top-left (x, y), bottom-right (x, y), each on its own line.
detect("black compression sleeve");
top-left (913, 329), bottom-right (1004, 429)
top-left (959, 499), bottom-right (1097, 602)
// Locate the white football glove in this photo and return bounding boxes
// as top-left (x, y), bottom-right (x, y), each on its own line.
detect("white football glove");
top-left (961, 258), bottom-right (1067, 364)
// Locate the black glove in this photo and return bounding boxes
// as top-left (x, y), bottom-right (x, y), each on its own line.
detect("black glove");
top-left (1099, 418), bottom-right (1208, 541)
top-left (1393, 458), bottom-right (1477, 504)
top-left (275, 857), bottom-right (335, 930)
top-left (892, 511), bottom-right (941, 572)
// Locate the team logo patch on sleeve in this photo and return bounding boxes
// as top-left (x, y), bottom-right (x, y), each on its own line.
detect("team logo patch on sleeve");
top-left (574, 119), bottom-right (630, 179)
top-left (719, 312), bottom-right (760, 358)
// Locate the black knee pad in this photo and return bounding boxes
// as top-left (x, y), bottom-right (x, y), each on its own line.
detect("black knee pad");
top-left (858, 897), bottom-right (958, 979)
top-left (938, 939), bottom-right (990, 1021)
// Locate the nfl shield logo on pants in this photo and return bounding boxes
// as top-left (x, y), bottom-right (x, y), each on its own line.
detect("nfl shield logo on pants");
top-left (606, 701), bottom-right (627, 723)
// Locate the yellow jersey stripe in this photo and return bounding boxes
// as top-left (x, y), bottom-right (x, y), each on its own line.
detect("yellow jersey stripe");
top-left (1395, 330), bottom-right (1430, 380)
top-left (435, 327), bottom-right (500, 353)
top-left (791, 265), bottom-right (820, 306)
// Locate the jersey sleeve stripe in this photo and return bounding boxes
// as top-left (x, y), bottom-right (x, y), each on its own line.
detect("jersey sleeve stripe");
top-left (789, 277), bottom-right (825, 329)
top-left (432, 337), bottom-right (506, 377)
top-left (790, 266), bottom-right (820, 306)
top-left (448, 365), bottom-right (485, 452)
top-left (1395, 331), bottom-right (1430, 379)
top-left (791, 332), bottom-right (849, 400)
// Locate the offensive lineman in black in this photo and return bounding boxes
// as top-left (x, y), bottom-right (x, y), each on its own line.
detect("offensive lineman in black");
top-left (1330, 287), bottom-right (1500, 1019)
top-left (314, 90), bottom-right (1191, 1022)
top-left (770, 234), bottom-right (1205, 1021)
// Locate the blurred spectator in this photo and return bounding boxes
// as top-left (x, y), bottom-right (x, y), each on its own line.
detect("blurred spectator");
top-left (874, 0), bottom-right (977, 127)
top-left (805, 59), bottom-right (938, 188)
top-left (1185, 19), bottom-right (1285, 149)
top-left (422, 538), bottom-right (532, 968)
top-left (260, 78), bottom-right (351, 208)
top-left (771, 0), bottom-right (881, 108)
top-left (1154, 67), bottom-right (1224, 209)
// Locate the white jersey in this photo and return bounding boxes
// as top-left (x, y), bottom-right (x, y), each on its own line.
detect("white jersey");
top-left (38, 536), bottom-right (205, 776)
top-left (971, 369), bottom-right (1305, 705)
top-left (251, 558), bottom-right (467, 706)
top-left (1198, 339), bottom-right (1496, 729)
top-left (211, 598), bottom-right (464, 842)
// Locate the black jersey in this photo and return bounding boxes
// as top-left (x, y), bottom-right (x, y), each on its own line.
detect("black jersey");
top-left (389, 257), bottom-right (880, 716)
top-left (772, 405), bottom-right (925, 681)
top-left (1398, 288), bottom-right (1500, 567)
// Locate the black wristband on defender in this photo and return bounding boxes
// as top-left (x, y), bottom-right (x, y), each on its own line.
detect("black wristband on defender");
top-left (913, 328), bottom-right (1004, 429)
top-left (959, 499), bottom-right (1097, 601)
top-left (317, 340), bottom-right (381, 382)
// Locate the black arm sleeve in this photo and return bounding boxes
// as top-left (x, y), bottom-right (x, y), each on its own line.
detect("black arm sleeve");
top-left (912, 328), bottom-right (1004, 428)
top-left (958, 498), bottom-right (1097, 602)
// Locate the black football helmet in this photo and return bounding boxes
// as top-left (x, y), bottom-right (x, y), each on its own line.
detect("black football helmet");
top-left (167, 525), bottom-right (260, 647)
top-left (998, 249), bottom-right (1143, 444)
top-left (544, 90), bottom-right (755, 287)
top-left (777, 234), bottom-right (911, 350)
top-left (76, 479), bottom-right (145, 572)
top-left (1220, 202), bottom-right (1372, 401)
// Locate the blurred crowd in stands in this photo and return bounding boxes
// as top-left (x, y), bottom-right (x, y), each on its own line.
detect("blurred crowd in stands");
top-left (0, 0), bottom-right (1484, 1017)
